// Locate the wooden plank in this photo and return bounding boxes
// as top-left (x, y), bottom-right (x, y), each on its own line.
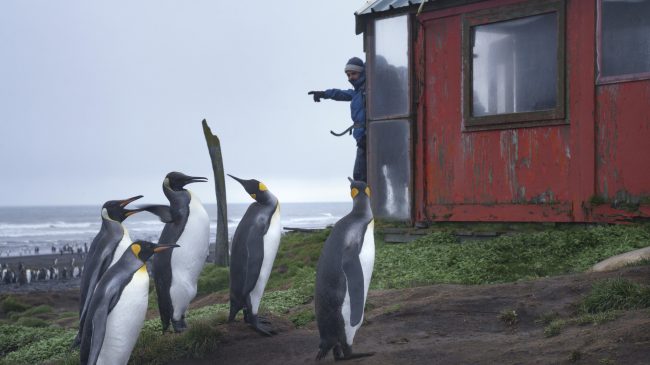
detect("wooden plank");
top-left (202, 119), bottom-right (229, 266)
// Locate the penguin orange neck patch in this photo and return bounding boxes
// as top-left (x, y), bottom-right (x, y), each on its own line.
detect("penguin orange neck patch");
top-left (131, 244), bottom-right (141, 258)
top-left (351, 188), bottom-right (359, 198)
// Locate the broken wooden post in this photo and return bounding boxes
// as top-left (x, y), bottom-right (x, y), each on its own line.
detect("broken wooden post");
top-left (202, 119), bottom-right (229, 266)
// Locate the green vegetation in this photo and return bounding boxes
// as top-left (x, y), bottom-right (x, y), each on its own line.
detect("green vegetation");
top-left (373, 225), bottom-right (650, 288)
top-left (498, 309), bottom-right (518, 326)
top-left (580, 278), bottom-right (650, 314)
top-left (543, 319), bottom-right (566, 337)
top-left (541, 277), bottom-right (650, 337)
top-left (0, 296), bottom-right (30, 314)
top-left (197, 265), bottom-right (230, 295)
top-left (2, 223), bottom-right (650, 364)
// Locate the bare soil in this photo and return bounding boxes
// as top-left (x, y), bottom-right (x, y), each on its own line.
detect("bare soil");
top-left (3, 257), bottom-right (649, 365)
top-left (174, 265), bottom-right (650, 365)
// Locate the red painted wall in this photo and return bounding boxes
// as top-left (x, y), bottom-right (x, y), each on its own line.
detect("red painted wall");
top-left (411, 0), bottom-right (649, 223)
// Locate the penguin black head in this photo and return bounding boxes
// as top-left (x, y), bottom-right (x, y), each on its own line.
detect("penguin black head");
top-left (129, 241), bottom-right (179, 263)
top-left (164, 171), bottom-right (208, 191)
top-left (102, 195), bottom-right (144, 222)
top-left (348, 177), bottom-right (370, 200)
top-left (228, 174), bottom-right (272, 203)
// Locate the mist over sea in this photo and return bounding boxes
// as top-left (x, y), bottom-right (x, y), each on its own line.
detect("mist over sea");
top-left (0, 202), bottom-right (350, 257)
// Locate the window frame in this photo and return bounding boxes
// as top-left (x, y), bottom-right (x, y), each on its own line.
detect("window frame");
top-left (461, 0), bottom-right (566, 131)
top-left (596, 0), bottom-right (650, 85)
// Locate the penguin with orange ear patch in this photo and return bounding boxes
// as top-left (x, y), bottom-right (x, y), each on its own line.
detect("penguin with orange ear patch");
top-left (227, 175), bottom-right (281, 336)
top-left (79, 241), bottom-right (178, 365)
top-left (315, 178), bottom-right (375, 361)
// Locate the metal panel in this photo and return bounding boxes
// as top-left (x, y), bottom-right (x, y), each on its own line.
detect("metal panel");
top-left (356, 0), bottom-right (423, 16)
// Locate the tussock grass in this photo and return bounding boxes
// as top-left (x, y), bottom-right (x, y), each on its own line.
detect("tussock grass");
top-left (580, 278), bottom-right (650, 314)
top-left (0, 296), bottom-right (30, 314)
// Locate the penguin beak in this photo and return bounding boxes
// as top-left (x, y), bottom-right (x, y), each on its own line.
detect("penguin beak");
top-left (124, 208), bottom-right (144, 217)
top-left (183, 176), bottom-right (208, 186)
top-left (153, 244), bottom-right (180, 253)
top-left (227, 174), bottom-right (245, 184)
top-left (119, 195), bottom-right (144, 207)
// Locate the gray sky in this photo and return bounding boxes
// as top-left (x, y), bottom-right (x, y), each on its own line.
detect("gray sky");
top-left (0, 1), bottom-right (366, 206)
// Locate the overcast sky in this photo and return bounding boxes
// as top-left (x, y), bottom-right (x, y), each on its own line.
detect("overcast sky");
top-left (0, 1), bottom-right (367, 206)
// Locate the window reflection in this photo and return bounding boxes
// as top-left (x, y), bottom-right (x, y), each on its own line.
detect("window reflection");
top-left (472, 13), bottom-right (558, 117)
top-left (370, 15), bottom-right (409, 118)
top-left (368, 120), bottom-right (411, 221)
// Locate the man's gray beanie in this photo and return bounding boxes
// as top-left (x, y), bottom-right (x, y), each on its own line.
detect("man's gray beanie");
top-left (344, 57), bottom-right (365, 73)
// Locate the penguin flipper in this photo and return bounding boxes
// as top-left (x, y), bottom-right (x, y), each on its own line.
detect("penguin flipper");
top-left (140, 204), bottom-right (174, 223)
top-left (80, 300), bottom-right (110, 365)
top-left (242, 232), bottom-right (265, 295)
top-left (342, 254), bottom-right (365, 327)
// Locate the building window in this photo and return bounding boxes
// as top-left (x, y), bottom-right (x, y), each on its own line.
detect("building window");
top-left (463, 1), bottom-right (565, 129)
top-left (367, 14), bottom-right (412, 221)
top-left (368, 14), bottom-right (410, 119)
top-left (598, 0), bottom-right (650, 83)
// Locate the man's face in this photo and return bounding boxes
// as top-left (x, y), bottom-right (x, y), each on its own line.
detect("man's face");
top-left (346, 70), bottom-right (361, 81)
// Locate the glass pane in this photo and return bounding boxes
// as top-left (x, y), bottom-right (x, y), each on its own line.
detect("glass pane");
top-left (601, 0), bottom-right (650, 77)
top-left (368, 119), bottom-right (411, 220)
top-left (472, 13), bottom-right (558, 117)
top-left (370, 15), bottom-right (409, 118)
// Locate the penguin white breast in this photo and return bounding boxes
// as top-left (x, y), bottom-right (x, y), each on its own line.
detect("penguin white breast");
top-left (109, 227), bottom-right (132, 268)
top-left (342, 219), bottom-right (375, 346)
top-left (249, 204), bottom-right (282, 315)
top-left (169, 192), bottom-right (210, 320)
top-left (96, 267), bottom-right (149, 365)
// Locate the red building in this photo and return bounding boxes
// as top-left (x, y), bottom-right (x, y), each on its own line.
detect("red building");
top-left (355, 0), bottom-right (650, 224)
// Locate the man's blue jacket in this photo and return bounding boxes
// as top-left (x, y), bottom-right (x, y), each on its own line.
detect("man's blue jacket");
top-left (322, 74), bottom-right (366, 143)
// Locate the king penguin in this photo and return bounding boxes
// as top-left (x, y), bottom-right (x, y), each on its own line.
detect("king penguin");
top-left (315, 178), bottom-right (375, 361)
top-left (227, 174), bottom-right (281, 336)
top-left (142, 171), bottom-right (210, 333)
top-left (79, 241), bottom-right (178, 365)
top-left (75, 195), bottom-right (144, 347)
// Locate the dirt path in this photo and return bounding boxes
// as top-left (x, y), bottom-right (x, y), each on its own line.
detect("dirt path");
top-left (174, 265), bottom-right (650, 365)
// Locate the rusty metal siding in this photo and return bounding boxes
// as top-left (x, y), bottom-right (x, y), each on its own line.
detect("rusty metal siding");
top-left (413, 0), bottom-right (600, 223)
top-left (371, 0), bottom-right (650, 223)
top-left (595, 82), bottom-right (650, 208)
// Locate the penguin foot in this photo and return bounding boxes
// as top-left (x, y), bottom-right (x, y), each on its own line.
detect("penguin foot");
top-left (256, 315), bottom-right (272, 325)
top-left (249, 316), bottom-right (276, 336)
top-left (316, 348), bottom-right (330, 361)
top-left (171, 318), bottom-right (187, 333)
top-left (334, 352), bottom-right (375, 361)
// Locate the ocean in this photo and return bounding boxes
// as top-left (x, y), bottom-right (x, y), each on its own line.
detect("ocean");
top-left (0, 202), bottom-right (350, 257)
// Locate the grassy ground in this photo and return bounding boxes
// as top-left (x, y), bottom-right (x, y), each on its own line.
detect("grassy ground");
top-left (1, 223), bottom-right (650, 364)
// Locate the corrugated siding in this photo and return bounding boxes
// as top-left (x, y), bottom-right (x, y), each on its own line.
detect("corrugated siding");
top-left (355, 0), bottom-right (423, 16)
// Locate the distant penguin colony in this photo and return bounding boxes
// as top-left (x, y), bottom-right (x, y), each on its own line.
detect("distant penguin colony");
top-left (79, 241), bottom-right (178, 365)
top-left (142, 172), bottom-right (210, 333)
top-left (227, 175), bottom-right (281, 336)
top-left (315, 178), bottom-right (375, 361)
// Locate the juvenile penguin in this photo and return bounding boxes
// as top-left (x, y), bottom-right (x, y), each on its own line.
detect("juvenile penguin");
top-left (142, 171), bottom-right (210, 333)
top-left (227, 175), bottom-right (281, 336)
top-left (79, 241), bottom-right (178, 365)
top-left (315, 178), bottom-right (375, 361)
top-left (75, 195), bottom-right (144, 346)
